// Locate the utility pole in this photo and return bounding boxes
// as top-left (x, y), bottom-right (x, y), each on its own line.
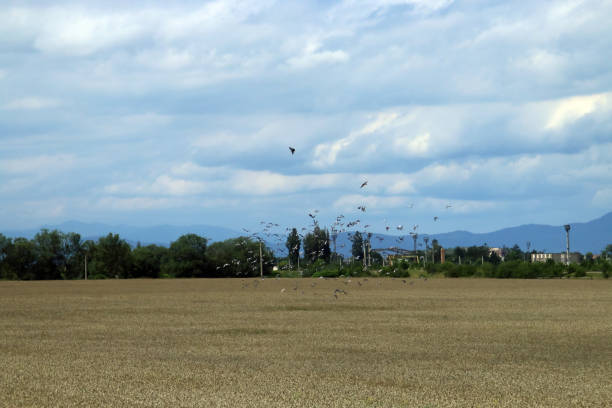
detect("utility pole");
top-left (363, 241), bottom-right (367, 268)
top-left (564, 225), bottom-right (571, 266)
top-left (423, 237), bottom-right (429, 264)
top-left (367, 233), bottom-right (372, 267)
top-left (259, 240), bottom-right (263, 278)
top-left (526, 241), bottom-right (531, 263)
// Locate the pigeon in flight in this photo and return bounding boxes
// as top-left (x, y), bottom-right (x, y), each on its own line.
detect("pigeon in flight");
top-left (289, 146), bottom-right (295, 155)
top-left (360, 180), bottom-right (368, 188)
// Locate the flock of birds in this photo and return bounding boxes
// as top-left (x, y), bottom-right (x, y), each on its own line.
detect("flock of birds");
top-left (240, 275), bottom-right (429, 300)
top-left (216, 146), bottom-right (454, 278)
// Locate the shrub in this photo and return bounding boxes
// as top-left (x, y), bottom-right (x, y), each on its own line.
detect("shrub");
top-left (600, 261), bottom-right (610, 279)
top-left (475, 263), bottom-right (495, 278)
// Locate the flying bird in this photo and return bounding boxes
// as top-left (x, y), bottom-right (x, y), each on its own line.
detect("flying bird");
top-left (289, 146), bottom-right (295, 155)
top-left (360, 180), bottom-right (368, 188)
top-left (433, 216), bottom-right (439, 221)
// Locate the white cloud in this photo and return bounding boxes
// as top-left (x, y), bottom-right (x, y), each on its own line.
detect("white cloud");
top-left (545, 92), bottom-right (611, 130)
top-left (1, 1), bottom-right (611, 232)
top-left (151, 175), bottom-right (208, 196)
top-left (0, 154), bottom-right (75, 174)
top-left (96, 196), bottom-right (182, 211)
top-left (394, 132), bottom-right (431, 157)
top-left (230, 170), bottom-right (348, 195)
top-left (286, 40), bottom-right (349, 69)
top-left (312, 112), bottom-right (398, 168)
top-left (417, 197), bottom-right (499, 214)
top-left (119, 113), bottom-right (173, 127)
top-left (104, 175), bottom-right (209, 197)
top-left (333, 194), bottom-right (410, 212)
top-left (156, 0), bottom-right (275, 41)
top-left (2, 97), bottom-right (61, 110)
top-left (592, 188), bottom-right (612, 208)
top-left (32, 8), bottom-right (148, 56)
top-left (134, 48), bottom-right (195, 71)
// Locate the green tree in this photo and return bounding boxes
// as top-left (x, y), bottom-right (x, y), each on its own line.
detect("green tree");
top-left (504, 244), bottom-right (524, 262)
top-left (488, 251), bottom-right (502, 265)
top-left (602, 244), bottom-right (612, 260)
top-left (32, 229), bottom-right (67, 280)
top-left (92, 233), bottom-right (133, 278)
top-left (351, 231), bottom-right (364, 261)
top-left (63, 232), bottom-right (84, 279)
top-left (303, 224), bottom-right (331, 264)
top-left (465, 245), bottom-right (489, 263)
top-left (370, 250), bottom-right (383, 265)
top-left (208, 237), bottom-right (274, 277)
top-left (0, 234), bottom-right (16, 279)
top-left (285, 228), bottom-right (300, 267)
top-left (454, 246), bottom-right (466, 263)
top-left (133, 244), bottom-right (168, 278)
top-left (161, 234), bottom-right (208, 277)
top-left (6, 238), bottom-right (37, 280)
top-left (431, 239), bottom-right (440, 263)
top-left (81, 240), bottom-right (96, 279)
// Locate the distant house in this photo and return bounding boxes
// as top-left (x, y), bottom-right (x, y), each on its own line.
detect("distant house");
top-left (531, 252), bottom-right (582, 263)
top-left (489, 247), bottom-right (505, 261)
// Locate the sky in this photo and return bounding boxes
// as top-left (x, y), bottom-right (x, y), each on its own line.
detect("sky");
top-left (1, 0), bottom-right (611, 236)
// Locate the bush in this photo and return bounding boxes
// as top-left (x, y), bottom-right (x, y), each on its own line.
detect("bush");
top-left (475, 263), bottom-right (495, 278)
top-left (600, 261), bottom-right (610, 279)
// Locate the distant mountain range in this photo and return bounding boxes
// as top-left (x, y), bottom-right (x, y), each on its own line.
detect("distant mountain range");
top-left (2, 221), bottom-right (240, 247)
top-left (2, 212), bottom-right (611, 255)
top-left (333, 211), bottom-right (612, 256)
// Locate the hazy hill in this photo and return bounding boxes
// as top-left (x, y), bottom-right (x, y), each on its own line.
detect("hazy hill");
top-left (2, 212), bottom-right (610, 255)
top-left (333, 212), bottom-right (612, 256)
top-left (3, 221), bottom-right (240, 246)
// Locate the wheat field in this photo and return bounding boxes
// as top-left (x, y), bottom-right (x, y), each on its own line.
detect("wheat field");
top-left (1, 278), bottom-right (611, 407)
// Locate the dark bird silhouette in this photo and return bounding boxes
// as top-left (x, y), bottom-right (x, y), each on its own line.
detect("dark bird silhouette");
top-left (433, 216), bottom-right (439, 221)
top-left (360, 180), bottom-right (368, 188)
top-left (289, 146), bottom-right (295, 155)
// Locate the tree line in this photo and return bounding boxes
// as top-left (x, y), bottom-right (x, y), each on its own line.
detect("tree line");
top-left (0, 229), bottom-right (275, 280)
top-left (1, 227), bottom-right (610, 280)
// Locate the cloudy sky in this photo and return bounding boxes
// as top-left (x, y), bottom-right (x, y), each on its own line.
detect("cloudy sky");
top-left (1, 0), bottom-right (611, 235)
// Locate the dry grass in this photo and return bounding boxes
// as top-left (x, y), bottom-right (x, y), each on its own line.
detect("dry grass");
top-left (1, 278), bottom-right (611, 407)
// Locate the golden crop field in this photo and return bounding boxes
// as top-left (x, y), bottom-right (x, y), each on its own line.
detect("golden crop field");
top-left (1, 278), bottom-right (611, 407)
